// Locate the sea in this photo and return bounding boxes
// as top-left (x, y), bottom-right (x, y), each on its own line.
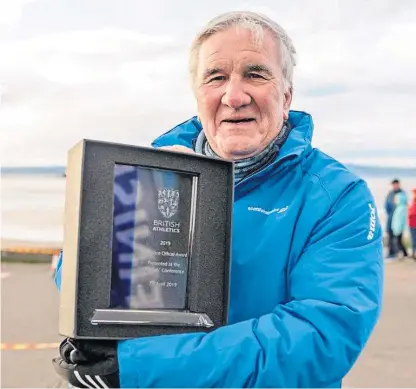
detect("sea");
top-left (1, 171), bottom-right (415, 245)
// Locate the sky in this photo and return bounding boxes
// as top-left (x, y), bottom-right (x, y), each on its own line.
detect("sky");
top-left (0, 0), bottom-right (415, 167)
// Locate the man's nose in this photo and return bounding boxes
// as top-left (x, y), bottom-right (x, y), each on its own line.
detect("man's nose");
top-left (221, 79), bottom-right (251, 109)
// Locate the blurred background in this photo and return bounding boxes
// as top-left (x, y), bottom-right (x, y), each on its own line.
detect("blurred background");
top-left (1, 0), bottom-right (416, 387)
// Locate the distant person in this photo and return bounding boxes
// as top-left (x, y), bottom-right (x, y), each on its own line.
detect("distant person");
top-left (408, 188), bottom-right (416, 260)
top-left (391, 191), bottom-right (408, 258)
top-left (385, 179), bottom-right (405, 258)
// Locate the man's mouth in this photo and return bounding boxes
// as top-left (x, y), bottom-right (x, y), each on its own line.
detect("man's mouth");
top-left (222, 118), bottom-right (255, 124)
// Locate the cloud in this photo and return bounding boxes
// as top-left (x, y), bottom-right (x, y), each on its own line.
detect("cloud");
top-left (0, 26), bottom-right (197, 166)
top-left (0, 0), bottom-right (37, 26)
top-left (1, 0), bottom-right (416, 167)
top-left (0, 28), bottom-right (184, 87)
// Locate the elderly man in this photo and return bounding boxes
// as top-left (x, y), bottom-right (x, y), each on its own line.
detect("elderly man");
top-left (53, 11), bottom-right (383, 388)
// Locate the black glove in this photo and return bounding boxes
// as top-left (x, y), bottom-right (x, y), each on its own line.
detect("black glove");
top-left (52, 338), bottom-right (120, 388)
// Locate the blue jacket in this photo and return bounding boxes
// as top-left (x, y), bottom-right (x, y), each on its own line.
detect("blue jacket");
top-left (55, 110), bottom-right (383, 388)
top-left (391, 192), bottom-right (408, 236)
top-left (384, 189), bottom-right (405, 230)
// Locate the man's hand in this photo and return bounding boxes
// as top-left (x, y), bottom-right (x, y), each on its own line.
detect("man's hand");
top-left (52, 338), bottom-right (120, 388)
top-left (158, 145), bottom-right (195, 154)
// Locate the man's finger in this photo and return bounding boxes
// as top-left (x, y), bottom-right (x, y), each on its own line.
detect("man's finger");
top-left (158, 145), bottom-right (195, 154)
top-left (60, 339), bottom-right (77, 363)
top-left (59, 339), bottom-right (89, 364)
top-left (52, 357), bottom-right (72, 381)
top-left (52, 358), bottom-right (92, 388)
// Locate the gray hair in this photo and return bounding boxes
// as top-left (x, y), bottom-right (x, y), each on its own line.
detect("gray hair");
top-left (189, 11), bottom-right (297, 92)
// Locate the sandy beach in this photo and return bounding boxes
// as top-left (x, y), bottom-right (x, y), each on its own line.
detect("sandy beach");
top-left (1, 208), bottom-right (63, 251)
top-left (1, 174), bottom-right (66, 251)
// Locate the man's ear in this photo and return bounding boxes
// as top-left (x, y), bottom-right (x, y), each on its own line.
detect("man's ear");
top-left (283, 87), bottom-right (293, 121)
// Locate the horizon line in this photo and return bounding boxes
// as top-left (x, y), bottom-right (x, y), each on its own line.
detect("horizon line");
top-left (1, 163), bottom-right (415, 171)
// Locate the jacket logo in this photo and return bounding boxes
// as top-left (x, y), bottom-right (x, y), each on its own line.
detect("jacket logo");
top-left (247, 206), bottom-right (288, 216)
top-left (367, 203), bottom-right (377, 240)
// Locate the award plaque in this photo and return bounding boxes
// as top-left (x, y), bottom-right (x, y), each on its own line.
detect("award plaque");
top-left (58, 139), bottom-right (233, 340)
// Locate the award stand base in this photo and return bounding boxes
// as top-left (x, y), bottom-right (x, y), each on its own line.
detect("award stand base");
top-left (91, 309), bottom-right (214, 328)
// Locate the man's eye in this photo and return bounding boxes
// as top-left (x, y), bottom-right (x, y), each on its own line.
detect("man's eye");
top-left (247, 73), bottom-right (264, 79)
top-left (208, 76), bottom-right (225, 82)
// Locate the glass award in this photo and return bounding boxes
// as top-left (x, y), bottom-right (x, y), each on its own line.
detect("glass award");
top-left (59, 139), bottom-right (233, 339)
top-left (91, 164), bottom-right (212, 327)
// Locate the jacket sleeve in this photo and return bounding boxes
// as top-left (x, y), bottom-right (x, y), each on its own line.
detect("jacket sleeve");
top-left (385, 192), bottom-right (393, 214)
top-left (117, 181), bottom-right (384, 388)
top-left (54, 250), bottom-right (63, 291)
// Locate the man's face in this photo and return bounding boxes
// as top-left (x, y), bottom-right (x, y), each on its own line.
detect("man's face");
top-left (392, 182), bottom-right (400, 191)
top-left (195, 27), bottom-right (292, 160)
